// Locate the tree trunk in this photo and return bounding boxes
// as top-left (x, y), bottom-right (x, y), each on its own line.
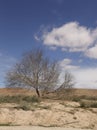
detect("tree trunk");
top-left (36, 88), bottom-right (40, 97)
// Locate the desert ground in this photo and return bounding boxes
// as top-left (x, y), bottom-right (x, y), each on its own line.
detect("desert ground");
top-left (0, 88), bottom-right (97, 130)
top-left (0, 126), bottom-right (93, 130)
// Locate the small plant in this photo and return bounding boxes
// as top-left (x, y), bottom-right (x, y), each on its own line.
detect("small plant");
top-left (16, 102), bottom-right (32, 111)
top-left (0, 123), bottom-right (11, 126)
top-left (22, 96), bottom-right (40, 103)
top-left (72, 97), bottom-right (81, 102)
top-left (72, 95), bottom-right (97, 102)
top-left (83, 96), bottom-right (97, 101)
top-left (90, 102), bottom-right (97, 108)
top-left (80, 101), bottom-right (86, 108)
top-left (40, 106), bottom-right (50, 109)
top-left (80, 101), bottom-right (97, 108)
top-left (19, 105), bottom-right (31, 111)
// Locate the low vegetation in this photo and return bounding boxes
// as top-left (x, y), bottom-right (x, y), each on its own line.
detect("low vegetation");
top-left (0, 88), bottom-right (97, 112)
top-left (16, 103), bottom-right (33, 111)
top-left (72, 95), bottom-right (97, 102)
top-left (0, 95), bottom-right (40, 104)
top-left (80, 101), bottom-right (97, 108)
top-left (0, 123), bottom-right (11, 126)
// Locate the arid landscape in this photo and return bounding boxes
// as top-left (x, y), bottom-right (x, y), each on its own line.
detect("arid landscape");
top-left (0, 88), bottom-right (97, 130)
top-left (1, 0), bottom-right (97, 130)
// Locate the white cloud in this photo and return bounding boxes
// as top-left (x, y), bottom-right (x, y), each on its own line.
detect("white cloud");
top-left (59, 58), bottom-right (97, 89)
top-left (39, 21), bottom-right (97, 59)
top-left (59, 58), bottom-right (80, 71)
top-left (61, 48), bottom-right (67, 52)
top-left (78, 59), bottom-right (83, 63)
top-left (58, 58), bottom-right (79, 86)
top-left (49, 46), bottom-right (57, 50)
top-left (59, 58), bottom-right (79, 70)
top-left (85, 45), bottom-right (97, 59)
top-left (59, 58), bottom-right (72, 65)
top-left (42, 22), bottom-right (96, 51)
top-left (34, 35), bottom-right (40, 41)
top-left (73, 68), bottom-right (97, 89)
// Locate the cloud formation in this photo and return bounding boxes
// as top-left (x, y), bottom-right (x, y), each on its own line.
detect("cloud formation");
top-left (59, 58), bottom-right (97, 89)
top-left (59, 58), bottom-right (79, 70)
top-left (85, 45), bottom-right (97, 59)
top-left (73, 68), bottom-right (97, 89)
top-left (41, 21), bottom-right (97, 58)
top-left (34, 21), bottom-right (97, 88)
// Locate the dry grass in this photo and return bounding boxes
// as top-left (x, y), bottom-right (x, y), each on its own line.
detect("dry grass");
top-left (0, 88), bottom-right (97, 101)
top-left (0, 88), bottom-right (36, 96)
top-left (42, 88), bottom-right (97, 101)
top-left (73, 88), bottom-right (97, 97)
top-left (0, 88), bottom-right (97, 95)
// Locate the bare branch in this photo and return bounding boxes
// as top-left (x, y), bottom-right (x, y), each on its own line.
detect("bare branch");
top-left (6, 49), bottom-right (60, 97)
top-left (60, 71), bottom-right (75, 89)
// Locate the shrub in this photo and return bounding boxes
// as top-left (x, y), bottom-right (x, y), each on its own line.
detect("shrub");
top-left (90, 102), bottom-right (97, 108)
top-left (0, 123), bottom-right (11, 126)
top-left (80, 101), bottom-right (97, 108)
top-left (19, 104), bottom-right (31, 111)
top-left (72, 95), bottom-right (97, 102)
top-left (22, 96), bottom-right (40, 103)
top-left (0, 95), bottom-right (23, 103)
top-left (72, 97), bottom-right (81, 102)
top-left (0, 95), bottom-right (40, 104)
top-left (40, 106), bottom-right (51, 109)
top-left (80, 101), bottom-right (87, 108)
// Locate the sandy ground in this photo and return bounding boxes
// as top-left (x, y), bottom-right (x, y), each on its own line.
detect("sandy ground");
top-left (0, 126), bottom-right (92, 130)
top-left (0, 101), bottom-right (97, 129)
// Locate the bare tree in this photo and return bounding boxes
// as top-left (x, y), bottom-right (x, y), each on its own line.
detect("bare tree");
top-left (6, 49), bottom-right (59, 97)
top-left (61, 71), bottom-right (75, 89)
top-left (56, 71), bottom-right (75, 92)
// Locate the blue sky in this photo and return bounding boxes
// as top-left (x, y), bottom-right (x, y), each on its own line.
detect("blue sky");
top-left (0, 0), bottom-right (97, 88)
